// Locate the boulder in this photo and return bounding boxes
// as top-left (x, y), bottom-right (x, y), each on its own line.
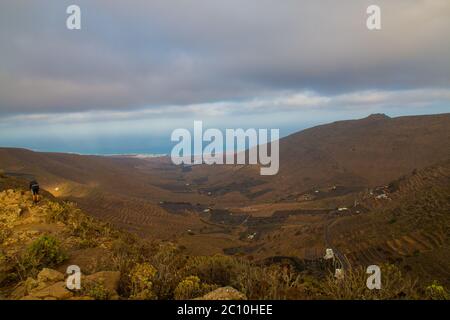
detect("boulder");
top-left (20, 295), bottom-right (42, 300)
top-left (10, 277), bottom-right (39, 299)
top-left (10, 283), bottom-right (27, 299)
top-left (11, 269), bottom-right (68, 300)
top-left (196, 286), bottom-right (247, 300)
top-left (37, 268), bottom-right (65, 284)
top-left (68, 296), bottom-right (95, 300)
top-left (30, 281), bottom-right (73, 300)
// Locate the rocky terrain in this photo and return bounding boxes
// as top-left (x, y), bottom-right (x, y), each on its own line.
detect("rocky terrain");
top-left (0, 176), bottom-right (252, 300)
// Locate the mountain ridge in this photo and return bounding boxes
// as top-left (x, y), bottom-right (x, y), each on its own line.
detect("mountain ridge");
top-left (0, 112), bottom-right (449, 247)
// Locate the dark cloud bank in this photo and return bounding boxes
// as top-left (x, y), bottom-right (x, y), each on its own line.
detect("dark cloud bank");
top-left (0, 0), bottom-right (449, 153)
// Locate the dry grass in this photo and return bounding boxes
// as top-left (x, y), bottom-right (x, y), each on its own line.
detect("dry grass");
top-left (320, 264), bottom-right (420, 300)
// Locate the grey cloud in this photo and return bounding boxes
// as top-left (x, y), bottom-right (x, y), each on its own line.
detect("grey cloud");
top-left (0, 0), bottom-right (449, 116)
top-left (2, 88), bottom-right (449, 127)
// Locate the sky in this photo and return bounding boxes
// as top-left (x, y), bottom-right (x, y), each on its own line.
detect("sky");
top-left (0, 0), bottom-right (449, 154)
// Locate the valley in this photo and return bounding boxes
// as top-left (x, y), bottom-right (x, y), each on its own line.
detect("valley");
top-left (1, 113), bottom-right (449, 287)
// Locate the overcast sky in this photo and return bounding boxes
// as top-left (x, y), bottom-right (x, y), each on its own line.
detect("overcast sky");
top-left (0, 0), bottom-right (449, 154)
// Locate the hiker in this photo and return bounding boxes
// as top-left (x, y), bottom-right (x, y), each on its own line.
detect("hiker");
top-left (29, 180), bottom-right (40, 203)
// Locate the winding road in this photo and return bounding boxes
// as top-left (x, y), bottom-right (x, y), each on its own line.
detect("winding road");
top-left (324, 218), bottom-right (351, 270)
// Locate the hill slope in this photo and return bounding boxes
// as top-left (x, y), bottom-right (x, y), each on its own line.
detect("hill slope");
top-left (186, 113), bottom-right (450, 203)
top-left (329, 160), bottom-right (450, 286)
top-left (0, 113), bottom-right (449, 244)
top-left (1, 174), bottom-right (447, 300)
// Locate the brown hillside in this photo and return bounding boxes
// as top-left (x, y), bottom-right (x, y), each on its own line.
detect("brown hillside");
top-left (329, 160), bottom-right (450, 286)
top-left (185, 113), bottom-right (450, 203)
top-left (0, 113), bottom-right (449, 245)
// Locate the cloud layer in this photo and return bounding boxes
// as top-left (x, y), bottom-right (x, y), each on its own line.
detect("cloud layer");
top-left (1, 0), bottom-right (449, 116)
top-left (0, 1), bottom-right (449, 153)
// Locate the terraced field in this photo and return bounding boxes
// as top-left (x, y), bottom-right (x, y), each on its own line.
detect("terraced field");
top-left (329, 161), bottom-right (450, 285)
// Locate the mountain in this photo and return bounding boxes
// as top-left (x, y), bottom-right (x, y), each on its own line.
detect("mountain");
top-left (1, 113), bottom-right (449, 295)
top-left (185, 113), bottom-right (450, 203)
top-left (279, 113), bottom-right (449, 185)
top-left (0, 113), bottom-right (449, 251)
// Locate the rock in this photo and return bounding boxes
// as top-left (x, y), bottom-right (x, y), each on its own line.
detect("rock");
top-left (85, 271), bottom-right (121, 295)
top-left (196, 287), bottom-right (247, 300)
top-left (20, 295), bottom-right (42, 300)
top-left (30, 281), bottom-right (73, 300)
top-left (10, 284), bottom-right (27, 299)
top-left (68, 296), bottom-right (95, 300)
top-left (10, 277), bottom-right (39, 299)
top-left (37, 268), bottom-right (65, 284)
top-left (25, 277), bottom-right (39, 291)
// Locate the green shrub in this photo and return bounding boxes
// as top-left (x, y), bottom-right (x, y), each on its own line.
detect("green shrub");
top-left (426, 281), bottom-right (449, 300)
top-left (174, 276), bottom-right (217, 300)
top-left (16, 235), bottom-right (67, 278)
top-left (26, 235), bottom-right (66, 266)
top-left (129, 262), bottom-right (157, 300)
top-left (84, 282), bottom-right (111, 300)
top-left (148, 244), bottom-right (186, 299)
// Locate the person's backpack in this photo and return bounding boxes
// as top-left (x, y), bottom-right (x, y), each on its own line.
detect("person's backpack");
top-left (30, 181), bottom-right (39, 190)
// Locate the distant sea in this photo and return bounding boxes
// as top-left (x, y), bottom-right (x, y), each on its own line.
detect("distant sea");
top-left (102, 153), bottom-right (167, 158)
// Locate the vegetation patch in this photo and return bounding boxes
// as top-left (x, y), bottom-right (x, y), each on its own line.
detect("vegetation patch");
top-left (15, 235), bottom-right (67, 279)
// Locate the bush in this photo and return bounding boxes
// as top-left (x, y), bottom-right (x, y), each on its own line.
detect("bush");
top-left (16, 235), bottom-right (67, 278)
top-left (181, 255), bottom-right (312, 299)
top-left (0, 226), bottom-right (12, 244)
top-left (426, 281), bottom-right (449, 300)
top-left (148, 244), bottom-right (186, 299)
top-left (45, 202), bottom-right (69, 223)
top-left (183, 255), bottom-right (242, 286)
top-left (129, 262), bottom-right (157, 300)
top-left (174, 276), bottom-right (217, 300)
top-left (320, 264), bottom-right (419, 299)
top-left (48, 201), bottom-right (117, 243)
top-left (84, 282), bottom-right (111, 300)
top-left (236, 263), bottom-right (309, 300)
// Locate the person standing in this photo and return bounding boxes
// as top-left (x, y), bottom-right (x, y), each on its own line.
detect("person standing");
top-left (29, 180), bottom-right (40, 203)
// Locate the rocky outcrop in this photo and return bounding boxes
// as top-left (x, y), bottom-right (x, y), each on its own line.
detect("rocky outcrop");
top-left (27, 281), bottom-right (74, 300)
top-left (37, 268), bottom-right (64, 283)
top-left (11, 268), bottom-right (121, 300)
top-left (0, 184), bottom-right (124, 300)
top-left (13, 268), bottom-right (71, 300)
